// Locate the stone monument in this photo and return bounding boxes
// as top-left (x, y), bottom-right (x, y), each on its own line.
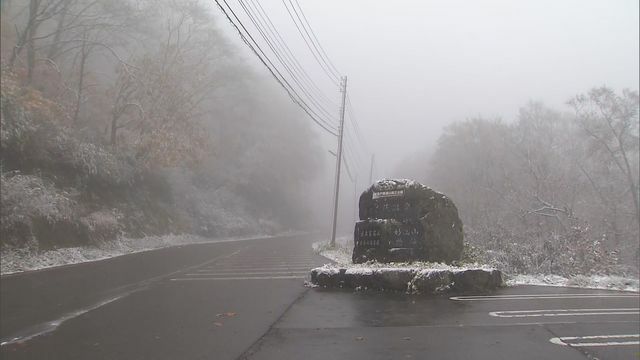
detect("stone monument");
top-left (353, 179), bottom-right (463, 263)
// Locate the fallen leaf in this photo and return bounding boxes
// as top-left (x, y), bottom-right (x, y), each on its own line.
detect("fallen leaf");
top-left (216, 312), bottom-right (237, 318)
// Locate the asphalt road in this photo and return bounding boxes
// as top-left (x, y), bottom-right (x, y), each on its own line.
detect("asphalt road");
top-left (1, 234), bottom-right (638, 360)
top-left (244, 286), bottom-right (640, 360)
top-left (1, 234), bottom-right (327, 360)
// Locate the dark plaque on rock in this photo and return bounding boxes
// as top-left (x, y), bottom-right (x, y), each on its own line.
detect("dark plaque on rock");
top-left (353, 179), bottom-right (463, 264)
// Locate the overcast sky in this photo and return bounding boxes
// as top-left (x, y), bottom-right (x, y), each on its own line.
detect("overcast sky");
top-left (212, 0), bottom-right (639, 182)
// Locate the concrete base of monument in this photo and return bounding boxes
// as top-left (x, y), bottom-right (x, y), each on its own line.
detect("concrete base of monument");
top-left (309, 265), bottom-right (504, 294)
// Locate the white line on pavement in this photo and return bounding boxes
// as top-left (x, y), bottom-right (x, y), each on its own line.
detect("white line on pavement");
top-left (208, 263), bottom-right (317, 268)
top-left (215, 257), bottom-right (314, 261)
top-left (196, 266), bottom-right (314, 272)
top-left (184, 271), bottom-right (309, 276)
top-left (450, 293), bottom-right (639, 301)
top-left (489, 308), bottom-right (639, 317)
top-left (550, 334), bottom-right (640, 347)
top-left (170, 276), bottom-right (306, 281)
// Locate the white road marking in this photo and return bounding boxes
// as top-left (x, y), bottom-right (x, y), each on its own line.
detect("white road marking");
top-left (197, 266), bottom-right (314, 272)
top-left (216, 257), bottom-right (314, 261)
top-left (170, 276), bottom-right (306, 281)
top-left (2, 248), bottom-right (250, 347)
top-left (212, 262), bottom-right (316, 266)
top-left (550, 334), bottom-right (640, 347)
top-left (0, 294), bottom-right (125, 347)
top-left (207, 265), bottom-right (316, 270)
top-left (184, 271), bottom-right (309, 276)
top-left (489, 308), bottom-right (639, 318)
top-left (450, 293), bottom-right (639, 301)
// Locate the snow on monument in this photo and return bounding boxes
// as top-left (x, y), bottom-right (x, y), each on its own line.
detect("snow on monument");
top-left (353, 179), bottom-right (463, 264)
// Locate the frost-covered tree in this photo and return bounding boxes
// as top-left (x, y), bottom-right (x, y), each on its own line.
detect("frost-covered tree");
top-left (423, 90), bottom-right (639, 276)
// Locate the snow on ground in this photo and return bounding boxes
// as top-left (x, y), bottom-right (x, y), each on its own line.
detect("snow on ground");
top-left (311, 262), bottom-right (496, 274)
top-left (312, 238), bottom-right (352, 265)
top-left (315, 238), bottom-right (639, 293)
top-left (507, 274), bottom-right (639, 293)
top-left (312, 236), bottom-right (354, 264)
top-left (0, 233), bottom-right (280, 275)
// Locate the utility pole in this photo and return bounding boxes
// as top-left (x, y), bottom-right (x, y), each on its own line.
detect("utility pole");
top-left (353, 175), bottom-right (358, 225)
top-left (330, 76), bottom-right (347, 247)
top-left (368, 153), bottom-right (375, 184)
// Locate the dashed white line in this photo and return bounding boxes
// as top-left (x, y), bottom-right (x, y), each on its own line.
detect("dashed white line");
top-left (489, 308), bottom-right (639, 318)
top-left (550, 334), bottom-right (640, 347)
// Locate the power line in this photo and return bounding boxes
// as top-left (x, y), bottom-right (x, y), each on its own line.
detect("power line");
top-left (248, 0), bottom-right (339, 109)
top-left (349, 130), bottom-right (367, 167)
top-left (345, 112), bottom-right (368, 165)
top-left (242, 0), bottom-right (338, 113)
top-left (281, 0), bottom-right (339, 85)
top-left (288, 0), bottom-right (340, 80)
top-left (291, 0), bottom-right (342, 78)
top-left (214, 0), bottom-right (338, 136)
top-left (237, 0), bottom-right (337, 122)
top-left (344, 131), bottom-right (365, 169)
top-left (343, 151), bottom-right (354, 182)
top-left (231, 0), bottom-right (337, 131)
top-left (346, 95), bottom-right (366, 144)
top-left (346, 94), bottom-right (369, 152)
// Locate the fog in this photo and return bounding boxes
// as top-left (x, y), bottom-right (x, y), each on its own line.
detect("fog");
top-left (209, 0), bottom-right (640, 272)
top-left (217, 0), bottom-right (639, 176)
top-left (0, 0), bottom-right (638, 276)
top-left (2, 3), bottom-right (640, 359)
top-left (0, 0), bottom-right (328, 251)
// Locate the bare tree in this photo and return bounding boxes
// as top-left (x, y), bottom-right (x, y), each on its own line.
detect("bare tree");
top-left (569, 87), bottom-right (640, 229)
top-left (9, 0), bottom-right (67, 83)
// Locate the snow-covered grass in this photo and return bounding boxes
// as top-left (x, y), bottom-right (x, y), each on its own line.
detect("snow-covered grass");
top-left (0, 233), bottom-right (277, 275)
top-left (313, 239), bottom-right (497, 277)
top-left (315, 238), bottom-right (639, 293)
top-left (312, 237), bottom-right (352, 265)
top-left (314, 238), bottom-right (493, 271)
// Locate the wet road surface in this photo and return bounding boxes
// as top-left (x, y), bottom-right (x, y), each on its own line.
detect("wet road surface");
top-left (1, 235), bottom-right (326, 360)
top-left (244, 286), bottom-right (639, 360)
top-left (1, 234), bottom-right (638, 359)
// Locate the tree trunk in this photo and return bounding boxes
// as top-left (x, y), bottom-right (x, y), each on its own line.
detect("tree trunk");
top-left (110, 114), bottom-right (118, 146)
top-left (47, 0), bottom-right (70, 60)
top-left (72, 36), bottom-right (88, 124)
top-left (25, 0), bottom-right (41, 84)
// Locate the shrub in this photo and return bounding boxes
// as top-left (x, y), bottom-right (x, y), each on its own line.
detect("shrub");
top-left (1, 68), bottom-right (66, 162)
top-left (79, 210), bottom-right (122, 243)
top-left (0, 172), bottom-right (76, 246)
top-left (466, 222), bottom-right (624, 277)
top-left (71, 143), bottom-right (136, 187)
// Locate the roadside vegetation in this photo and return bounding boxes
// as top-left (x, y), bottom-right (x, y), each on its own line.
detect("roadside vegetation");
top-left (0, 0), bottom-right (324, 255)
top-left (399, 90), bottom-right (639, 279)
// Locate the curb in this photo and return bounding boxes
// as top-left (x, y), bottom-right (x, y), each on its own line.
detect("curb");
top-left (310, 267), bottom-right (504, 294)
